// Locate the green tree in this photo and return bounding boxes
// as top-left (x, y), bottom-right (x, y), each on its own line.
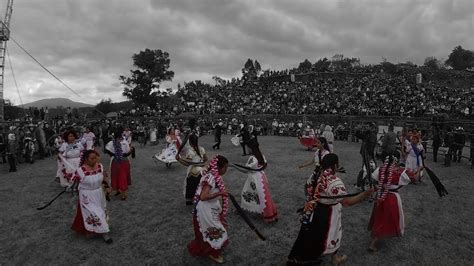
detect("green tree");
top-left (254, 60), bottom-right (262, 75)
top-left (298, 59), bottom-right (312, 71)
top-left (120, 49), bottom-right (174, 107)
top-left (3, 99), bottom-right (23, 120)
top-left (242, 58), bottom-right (260, 82)
top-left (95, 98), bottom-right (115, 114)
top-left (445, 45), bottom-right (474, 70)
top-left (424, 56), bottom-right (440, 70)
top-left (313, 58), bottom-right (331, 72)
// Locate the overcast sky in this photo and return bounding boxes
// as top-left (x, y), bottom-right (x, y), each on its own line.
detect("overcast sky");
top-left (2, 0), bottom-right (473, 105)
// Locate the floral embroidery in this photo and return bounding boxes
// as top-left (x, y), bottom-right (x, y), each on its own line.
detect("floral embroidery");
top-left (329, 238), bottom-right (340, 248)
top-left (85, 214), bottom-right (102, 227)
top-left (242, 191), bottom-right (260, 204)
top-left (250, 182), bottom-right (256, 190)
top-left (204, 227), bottom-right (225, 241)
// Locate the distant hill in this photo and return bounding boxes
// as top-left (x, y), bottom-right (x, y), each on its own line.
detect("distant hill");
top-left (20, 98), bottom-right (94, 109)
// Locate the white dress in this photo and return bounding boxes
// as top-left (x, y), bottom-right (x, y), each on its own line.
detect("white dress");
top-left (81, 132), bottom-right (96, 150)
top-left (194, 173), bottom-right (228, 249)
top-left (58, 141), bottom-right (84, 187)
top-left (240, 156), bottom-right (267, 214)
top-left (154, 134), bottom-right (179, 163)
top-left (405, 143), bottom-right (424, 173)
top-left (76, 164), bottom-right (109, 234)
top-left (149, 128), bottom-right (157, 143)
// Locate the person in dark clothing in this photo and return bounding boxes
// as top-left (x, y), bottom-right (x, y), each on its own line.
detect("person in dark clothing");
top-left (444, 127), bottom-right (455, 167)
top-left (248, 124), bottom-right (259, 144)
top-left (381, 125), bottom-right (397, 160)
top-left (212, 121), bottom-right (223, 150)
top-left (432, 126), bottom-right (442, 163)
top-left (470, 133), bottom-right (474, 168)
top-left (356, 123), bottom-right (377, 164)
top-left (237, 124), bottom-right (251, 156)
top-left (453, 127), bottom-right (466, 163)
top-left (7, 128), bottom-right (17, 172)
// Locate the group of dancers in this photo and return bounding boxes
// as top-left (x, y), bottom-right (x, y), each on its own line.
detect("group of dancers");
top-left (53, 127), bottom-right (134, 244)
top-left (49, 120), bottom-right (435, 265)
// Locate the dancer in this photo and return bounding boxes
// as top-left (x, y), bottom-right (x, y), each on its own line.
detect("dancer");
top-left (123, 127), bottom-right (132, 146)
top-left (405, 132), bottom-right (424, 183)
top-left (233, 139), bottom-right (278, 223)
top-left (70, 149), bottom-right (112, 244)
top-left (298, 137), bottom-right (330, 196)
top-left (287, 154), bottom-right (373, 266)
top-left (153, 127), bottom-right (181, 168)
top-left (105, 130), bottom-right (132, 200)
top-left (188, 155), bottom-right (230, 264)
top-left (367, 154), bottom-right (419, 251)
top-left (299, 125), bottom-right (316, 150)
top-left (58, 130), bottom-right (85, 188)
top-left (176, 134), bottom-right (208, 205)
top-left (81, 126), bottom-right (96, 151)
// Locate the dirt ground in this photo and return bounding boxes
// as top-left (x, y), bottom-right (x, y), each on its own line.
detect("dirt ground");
top-left (0, 135), bottom-right (473, 265)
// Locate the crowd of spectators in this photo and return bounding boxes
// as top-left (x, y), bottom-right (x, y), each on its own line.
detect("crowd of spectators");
top-left (173, 72), bottom-right (473, 118)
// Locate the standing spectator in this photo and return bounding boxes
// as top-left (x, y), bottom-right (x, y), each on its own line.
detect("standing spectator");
top-left (7, 127), bottom-right (17, 172)
top-left (322, 125), bottom-right (335, 153)
top-left (356, 123), bottom-right (377, 164)
top-left (44, 107), bottom-right (49, 121)
top-left (237, 123), bottom-right (250, 156)
top-left (381, 124), bottom-right (397, 160)
top-left (470, 132), bottom-right (474, 167)
top-left (35, 122), bottom-right (47, 159)
top-left (212, 121), bottom-right (223, 150)
top-left (443, 127), bottom-right (455, 167)
top-left (248, 124), bottom-right (258, 144)
top-left (432, 126), bottom-right (442, 163)
top-left (453, 127), bottom-right (466, 163)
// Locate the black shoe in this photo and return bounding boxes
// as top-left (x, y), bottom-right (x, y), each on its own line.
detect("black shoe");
top-left (102, 235), bottom-right (113, 244)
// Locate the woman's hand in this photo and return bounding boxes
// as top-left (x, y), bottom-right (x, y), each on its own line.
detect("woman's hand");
top-left (364, 187), bottom-right (375, 198)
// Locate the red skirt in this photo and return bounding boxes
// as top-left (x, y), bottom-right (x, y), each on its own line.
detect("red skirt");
top-left (111, 160), bottom-right (131, 192)
top-left (188, 214), bottom-right (228, 257)
top-left (71, 201), bottom-right (96, 236)
top-left (299, 137), bottom-right (316, 148)
top-left (368, 193), bottom-right (403, 238)
top-left (262, 176), bottom-right (278, 223)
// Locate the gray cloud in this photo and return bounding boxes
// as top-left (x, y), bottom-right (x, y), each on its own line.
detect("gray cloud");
top-left (2, 0), bottom-right (473, 105)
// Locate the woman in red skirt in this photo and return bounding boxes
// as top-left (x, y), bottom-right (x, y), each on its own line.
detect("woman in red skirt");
top-left (188, 155), bottom-right (229, 264)
top-left (71, 150), bottom-right (112, 243)
top-left (368, 153), bottom-right (419, 251)
top-left (105, 130), bottom-right (132, 200)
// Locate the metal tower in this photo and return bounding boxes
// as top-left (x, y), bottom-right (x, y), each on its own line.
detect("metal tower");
top-left (0, 0), bottom-right (13, 121)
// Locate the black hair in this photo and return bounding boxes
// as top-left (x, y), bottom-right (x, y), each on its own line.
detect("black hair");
top-left (320, 153), bottom-right (338, 171)
top-left (81, 149), bottom-right (99, 166)
top-left (216, 155), bottom-right (229, 170)
top-left (317, 137), bottom-right (330, 152)
top-left (189, 134), bottom-right (201, 158)
top-left (63, 130), bottom-right (78, 141)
